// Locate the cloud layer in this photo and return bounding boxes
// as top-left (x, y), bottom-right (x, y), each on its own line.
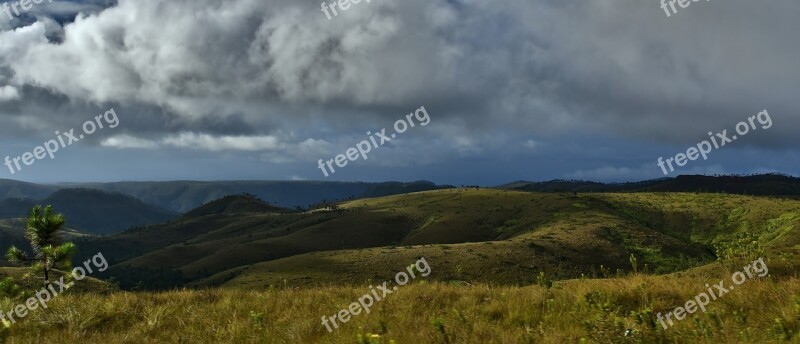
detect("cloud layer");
top-left (0, 0), bottom-right (797, 183)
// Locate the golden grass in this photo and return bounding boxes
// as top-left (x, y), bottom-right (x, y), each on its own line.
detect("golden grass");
top-left (2, 269), bottom-right (799, 343)
top-left (4, 190), bottom-right (799, 342)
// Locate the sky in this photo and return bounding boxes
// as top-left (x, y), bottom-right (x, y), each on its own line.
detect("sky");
top-left (0, 0), bottom-right (797, 185)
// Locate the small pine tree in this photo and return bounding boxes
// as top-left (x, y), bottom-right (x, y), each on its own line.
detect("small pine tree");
top-left (6, 205), bottom-right (77, 287)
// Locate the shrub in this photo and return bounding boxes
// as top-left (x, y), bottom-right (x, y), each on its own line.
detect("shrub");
top-left (0, 319), bottom-right (9, 344)
top-left (0, 278), bottom-right (21, 299)
top-left (714, 232), bottom-right (766, 270)
top-left (536, 271), bottom-right (553, 289)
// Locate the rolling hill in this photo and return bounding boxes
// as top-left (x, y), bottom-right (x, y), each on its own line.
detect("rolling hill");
top-left (3, 186), bottom-right (799, 343)
top-left (3, 181), bottom-right (799, 343)
top-left (502, 173), bottom-right (800, 195)
top-left (0, 180), bottom-right (448, 237)
top-left (181, 194), bottom-right (292, 219)
top-left (201, 190), bottom-right (799, 288)
top-left (72, 188), bottom-right (799, 290)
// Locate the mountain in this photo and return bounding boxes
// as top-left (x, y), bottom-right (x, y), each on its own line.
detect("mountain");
top-left (2, 174), bottom-right (797, 216)
top-left (58, 180), bottom-right (450, 212)
top-left (0, 180), bottom-right (448, 236)
top-left (501, 173), bottom-right (800, 195)
top-left (75, 188), bottom-right (800, 290)
top-left (0, 189), bottom-right (178, 235)
top-left (0, 179), bottom-right (58, 200)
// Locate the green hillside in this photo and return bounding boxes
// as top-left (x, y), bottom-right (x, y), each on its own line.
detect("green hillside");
top-left (504, 173), bottom-right (800, 195)
top-left (199, 190), bottom-right (798, 288)
top-left (181, 194), bottom-right (291, 219)
top-left (74, 189), bottom-right (799, 290)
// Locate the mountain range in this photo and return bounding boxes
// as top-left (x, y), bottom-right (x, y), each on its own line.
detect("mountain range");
top-left (1, 173), bottom-right (798, 237)
top-left (0, 179), bottom-right (449, 234)
top-left (1, 173), bottom-right (798, 293)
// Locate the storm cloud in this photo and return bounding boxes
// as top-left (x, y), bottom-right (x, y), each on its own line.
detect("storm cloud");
top-left (0, 0), bottom-right (797, 183)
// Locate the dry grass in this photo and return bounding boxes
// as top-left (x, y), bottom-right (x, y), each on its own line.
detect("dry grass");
top-left (3, 190), bottom-right (799, 342)
top-left (3, 269), bottom-right (799, 343)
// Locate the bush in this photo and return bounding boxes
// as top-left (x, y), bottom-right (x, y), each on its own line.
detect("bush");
top-left (0, 278), bottom-right (21, 299)
top-left (536, 271), bottom-right (553, 289)
top-left (714, 232), bottom-right (767, 270)
top-left (0, 319), bottom-right (9, 344)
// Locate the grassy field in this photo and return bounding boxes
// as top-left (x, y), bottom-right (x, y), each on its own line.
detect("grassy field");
top-left (2, 189), bottom-right (799, 343)
top-left (2, 264), bottom-right (799, 343)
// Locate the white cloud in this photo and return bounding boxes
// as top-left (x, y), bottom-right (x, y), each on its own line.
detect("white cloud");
top-left (0, 85), bottom-right (19, 101)
top-left (0, 21), bottom-right (49, 61)
top-left (1, 0), bottom-right (468, 119)
top-left (102, 132), bottom-right (283, 151)
top-left (162, 132), bottom-right (281, 151)
top-left (104, 132), bottom-right (343, 164)
top-left (101, 134), bottom-right (159, 149)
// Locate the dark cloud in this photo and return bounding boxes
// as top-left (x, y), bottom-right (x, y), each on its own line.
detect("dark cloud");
top-left (0, 0), bottom-right (797, 182)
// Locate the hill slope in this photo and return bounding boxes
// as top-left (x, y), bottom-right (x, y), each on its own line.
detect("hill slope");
top-left (182, 194), bottom-right (291, 219)
top-left (503, 173), bottom-right (800, 195)
top-left (204, 190), bottom-right (800, 288)
top-left (0, 218), bottom-right (96, 265)
top-left (77, 189), bottom-right (799, 290)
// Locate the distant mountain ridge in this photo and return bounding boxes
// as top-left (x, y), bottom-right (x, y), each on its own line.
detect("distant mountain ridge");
top-left (1, 174), bottom-right (797, 237)
top-left (4, 175), bottom-right (795, 216)
top-left (0, 180), bottom-right (450, 235)
top-left (500, 173), bottom-right (800, 195)
top-left (0, 179), bottom-right (450, 213)
top-left (0, 189), bottom-right (178, 235)
top-left (59, 180), bottom-right (450, 212)
top-left (0, 179), bottom-right (58, 199)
